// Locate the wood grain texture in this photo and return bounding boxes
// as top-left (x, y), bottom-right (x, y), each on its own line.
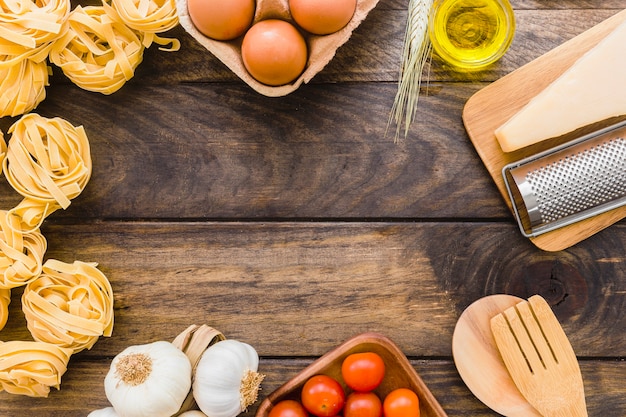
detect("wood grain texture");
top-left (491, 296), bottom-right (588, 416)
top-left (0, 1), bottom-right (624, 416)
top-left (0, 222), bottom-right (623, 357)
top-left (0, 82), bottom-right (505, 220)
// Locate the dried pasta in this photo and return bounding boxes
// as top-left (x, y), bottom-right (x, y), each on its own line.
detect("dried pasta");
top-left (0, 340), bottom-right (72, 397)
top-left (8, 197), bottom-right (61, 232)
top-left (0, 130), bottom-right (6, 166)
top-left (0, 57), bottom-right (49, 117)
top-left (0, 210), bottom-right (46, 289)
top-left (0, 288), bottom-right (10, 330)
top-left (3, 113), bottom-right (92, 216)
top-left (110, 0), bottom-right (178, 34)
top-left (22, 259), bottom-right (114, 353)
top-left (48, 4), bottom-right (146, 94)
top-left (0, 0), bottom-right (71, 67)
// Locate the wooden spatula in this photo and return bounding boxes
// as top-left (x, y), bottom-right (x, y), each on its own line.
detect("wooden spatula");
top-left (490, 295), bottom-right (588, 417)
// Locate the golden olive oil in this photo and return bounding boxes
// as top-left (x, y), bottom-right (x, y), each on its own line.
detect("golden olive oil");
top-left (429, 0), bottom-right (515, 70)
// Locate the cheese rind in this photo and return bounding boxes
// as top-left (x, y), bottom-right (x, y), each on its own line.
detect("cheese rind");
top-left (494, 20), bottom-right (626, 152)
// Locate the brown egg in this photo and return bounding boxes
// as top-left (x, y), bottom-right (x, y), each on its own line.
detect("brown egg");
top-left (241, 19), bottom-right (308, 86)
top-left (187, 0), bottom-right (255, 41)
top-left (289, 0), bottom-right (357, 35)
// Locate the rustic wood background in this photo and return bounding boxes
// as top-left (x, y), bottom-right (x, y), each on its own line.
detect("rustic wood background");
top-left (0, 0), bottom-right (624, 416)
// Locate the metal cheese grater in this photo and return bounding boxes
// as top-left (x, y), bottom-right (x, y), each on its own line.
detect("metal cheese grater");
top-left (503, 120), bottom-right (626, 237)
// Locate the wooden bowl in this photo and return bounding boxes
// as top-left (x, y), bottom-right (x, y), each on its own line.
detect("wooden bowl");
top-left (176, 0), bottom-right (380, 97)
top-left (256, 332), bottom-right (448, 417)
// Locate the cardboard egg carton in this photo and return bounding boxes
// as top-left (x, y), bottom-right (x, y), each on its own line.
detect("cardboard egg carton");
top-left (176, 0), bottom-right (380, 96)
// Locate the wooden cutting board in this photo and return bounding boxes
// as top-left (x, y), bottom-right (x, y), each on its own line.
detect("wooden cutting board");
top-left (463, 8), bottom-right (626, 252)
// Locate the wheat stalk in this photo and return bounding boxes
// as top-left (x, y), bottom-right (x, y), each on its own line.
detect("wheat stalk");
top-left (387, 0), bottom-right (434, 142)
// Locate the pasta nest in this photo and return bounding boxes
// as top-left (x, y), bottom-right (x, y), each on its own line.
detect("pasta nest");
top-left (0, 114), bottom-right (110, 397)
top-left (2, 113), bottom-right (92, 225)
top-left (0, 210), bottom-right (46, 290)
top-left (0, 0), bottom-right (180, 110)
top-left (0, 288), bottom-right (9, 331)
top-left (110, 0), bottom-right (179, 34)
top-left (0, 57), bottom-right (48, 117)
top-left (22, 259), bottom-right (114, 354)
top-left (48, 4), bottom-right (146, 95)
top-left (0, 0), bottom-right (71, 66)
top-left (0, 340), bottom-right (72, 397)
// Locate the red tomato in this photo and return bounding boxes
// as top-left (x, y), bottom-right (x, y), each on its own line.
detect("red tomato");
top-left (344, 392), bottom-right (382, 417)
top-left (383, 388), bottom-right (420, 417)
top-left (301, 375), bottom-right (345, 417)
top-left (341, 352), bottom-right (385, 392)
top-left (269, 400), bottom-right (309, 417)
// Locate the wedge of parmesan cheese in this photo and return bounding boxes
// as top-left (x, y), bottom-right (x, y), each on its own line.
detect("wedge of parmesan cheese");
top-left (494, 20), bottom-right (626, 152)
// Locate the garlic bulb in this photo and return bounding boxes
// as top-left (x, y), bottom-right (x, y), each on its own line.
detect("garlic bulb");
top-left (88, 407), bottom-right (119, 417)
top-left (104, 341), bottom-right (192, 417)
top-left (193, 339), bottom-right (265, 417)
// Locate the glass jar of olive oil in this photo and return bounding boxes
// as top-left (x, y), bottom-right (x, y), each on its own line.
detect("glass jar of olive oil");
top-left (429, 0), bottom-right (515, 70)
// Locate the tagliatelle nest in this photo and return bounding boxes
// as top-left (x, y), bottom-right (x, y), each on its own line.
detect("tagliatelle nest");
top-left (0, 0), bottom-right (71, 49)
top-left (110, 0), bottom-right (178, 34)
top-left (0, 210), bottom-right (47, 289)
top-left (2, 113), bottom-right (92, 227)
top-left (0, 58), bottom-right (49, 117)
top-left (8, 198), bottom-right (61, 233)
top-left (0, 289), bottom-right (10, 331)
top-left (22, 259), bottom-right (115, 354)
top-left (48, 4), bottom-right (146, 94)
top-left (0, 0), bottom-right (70, 68)
top-left (0, 340), bottom-right (73, 397)
top-left (0, 114), bottom-right (113, 397)
top-left (0, 130), bottom-right (6, 165)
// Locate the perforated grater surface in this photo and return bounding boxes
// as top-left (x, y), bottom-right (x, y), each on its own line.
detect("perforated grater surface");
top-left (503, 120), bottom-right (626, 237)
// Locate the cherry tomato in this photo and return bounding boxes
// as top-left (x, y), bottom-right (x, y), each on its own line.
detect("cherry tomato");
top-left (343, 392), bottom-right (382, 417)
top-left (301, 375), bottom-right (345, 417)
top-left (341, 352), bottom-right (385, 392)
top-left (269, 400), bottom-right (309, 417)
top-left (383, 388), bottom-right (420, 417)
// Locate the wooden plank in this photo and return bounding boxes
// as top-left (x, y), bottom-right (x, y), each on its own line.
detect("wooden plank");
top-left (0, 358), bottom-right (622, 416)
top-left (1, 222), bottom-right (623, 357)
top-left (0, 82), bottom-right (507, 220)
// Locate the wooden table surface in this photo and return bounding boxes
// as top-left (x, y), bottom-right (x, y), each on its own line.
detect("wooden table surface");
top-left (0, 0), bottom-right (625, 416)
